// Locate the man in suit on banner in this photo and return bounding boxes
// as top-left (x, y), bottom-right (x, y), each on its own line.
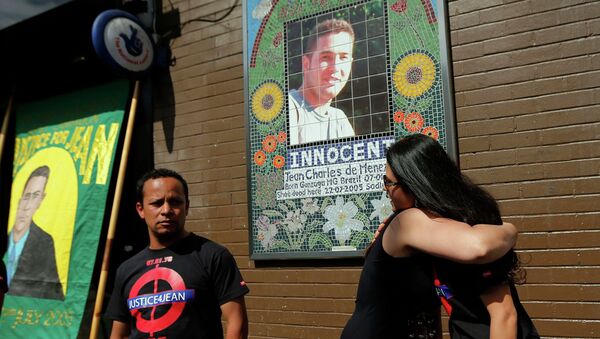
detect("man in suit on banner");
top-left (5, 165), bottom-right (64, 300)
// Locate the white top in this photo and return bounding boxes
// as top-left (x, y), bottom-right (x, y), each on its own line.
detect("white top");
top-left (288, 89), bottom-right (355, 145)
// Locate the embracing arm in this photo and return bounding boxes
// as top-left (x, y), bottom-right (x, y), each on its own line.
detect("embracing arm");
top-left (221, 297), bottom-right (248, 339)
top-left (481, 283), bottom-right (517, 339)
top-left (391, 208), bottom-right (517, 264)
top-left (470, 222), bottom-right (518, 263)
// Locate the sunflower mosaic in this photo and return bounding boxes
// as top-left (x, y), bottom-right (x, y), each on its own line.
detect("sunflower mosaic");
top-left (393, 51), bottom-right (436, 98)
top-left (251, 81), bottom-right (284, 122)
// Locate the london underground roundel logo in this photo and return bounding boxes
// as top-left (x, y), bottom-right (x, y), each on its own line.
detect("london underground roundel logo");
top-left (128, 266), bottom-right (194, 334)
top-left (92, 9), bottom-right (154, 77)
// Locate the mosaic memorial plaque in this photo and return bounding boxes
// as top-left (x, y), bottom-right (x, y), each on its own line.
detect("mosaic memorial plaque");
top-left (245, 0), bottom-right (456, 259)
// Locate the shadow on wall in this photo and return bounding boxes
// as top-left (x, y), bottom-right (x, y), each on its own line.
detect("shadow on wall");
top-left (152, 65), bottom-right (176, 153)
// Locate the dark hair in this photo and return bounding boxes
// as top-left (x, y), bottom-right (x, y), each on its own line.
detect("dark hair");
top-left (386, 134), bottom-right (523, 284)
top-left (23, 166), bottom-right (50, 194)
top-left (386, 134), bottom-right (501, 225)
top-left (303, 18), bottom-right (355, 55)
top-left (136, 168), bottom-right (189, 203)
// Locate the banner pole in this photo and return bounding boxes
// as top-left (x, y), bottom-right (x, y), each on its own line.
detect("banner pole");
top-left (0, 93), bottom-right (14, 167)
top-left (89, 80), bottom-right (140, 339)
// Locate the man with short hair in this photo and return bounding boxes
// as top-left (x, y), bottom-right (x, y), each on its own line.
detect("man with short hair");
top-left (5, 165), bottom-right (63, 300)
top-left (289, 18), bottom-right (356, 145)
top-left (106, 168), bottom-right (249, 339)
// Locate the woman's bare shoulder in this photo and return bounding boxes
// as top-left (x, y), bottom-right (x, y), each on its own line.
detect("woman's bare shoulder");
top-left (393, 208), bottom-right (432, 224)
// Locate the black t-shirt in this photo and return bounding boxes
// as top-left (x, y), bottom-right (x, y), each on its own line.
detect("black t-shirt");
top-left (341, 222), bottom-right (440, 339)
top-left (105, 233), bottom-right (249, 339)
top-left (435, 257), bottom-right (540, 339)
top-left (447, 283), bottom-right (540, 339)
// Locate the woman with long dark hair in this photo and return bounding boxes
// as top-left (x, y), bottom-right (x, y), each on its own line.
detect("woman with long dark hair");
top-left (342, 134), bottom-right (538, 338)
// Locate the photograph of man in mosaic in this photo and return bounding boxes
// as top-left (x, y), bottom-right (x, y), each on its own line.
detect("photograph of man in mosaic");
top-left (286, 7), bottom-right (390, 146)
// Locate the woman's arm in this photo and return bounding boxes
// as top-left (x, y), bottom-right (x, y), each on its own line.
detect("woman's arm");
top-left (481, 283), bottom-right (517, 339)
top-left (389, 208), bottom-right (517, 263)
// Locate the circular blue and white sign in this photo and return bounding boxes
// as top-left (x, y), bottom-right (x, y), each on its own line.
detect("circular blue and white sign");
top-left (92, 9), bottom-right (155, 76)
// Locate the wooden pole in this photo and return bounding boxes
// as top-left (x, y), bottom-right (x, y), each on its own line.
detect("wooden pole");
top-left (0, 93), bottom-right (14, 167)
top-left (89, 80), bottom-right (140, 339)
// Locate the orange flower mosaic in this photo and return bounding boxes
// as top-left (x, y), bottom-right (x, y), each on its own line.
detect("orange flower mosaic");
top-left (277, 131), bottom-right (287, 143)
top-left (254, 150), bottom-right (266, 166)
top-left (404, 112), bottom-right (424, 132)
top-left (273, 155), bottom-right (285, 169)
top-left (262, 135), bottom-right (277, 153)
top-left (421, 126), bottom-right (439, 140)
top-left (393, 111), bottom-right (405, 124)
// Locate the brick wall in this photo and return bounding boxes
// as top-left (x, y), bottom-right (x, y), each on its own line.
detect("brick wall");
top-left (155, 0), bottom-right (600, 337)
top-left (449, 0), bottom-right (600, 338)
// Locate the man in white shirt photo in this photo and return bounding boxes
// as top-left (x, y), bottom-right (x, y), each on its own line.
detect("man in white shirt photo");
top-left (289, 18), bottom-right (356, 146)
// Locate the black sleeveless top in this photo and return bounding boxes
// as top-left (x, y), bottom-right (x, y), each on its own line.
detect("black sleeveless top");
top-left (341, 222), bottom-right (440, 339)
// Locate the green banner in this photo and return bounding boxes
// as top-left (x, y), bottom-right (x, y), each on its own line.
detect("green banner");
top-left (0, 81), bottom-right (129, 338)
